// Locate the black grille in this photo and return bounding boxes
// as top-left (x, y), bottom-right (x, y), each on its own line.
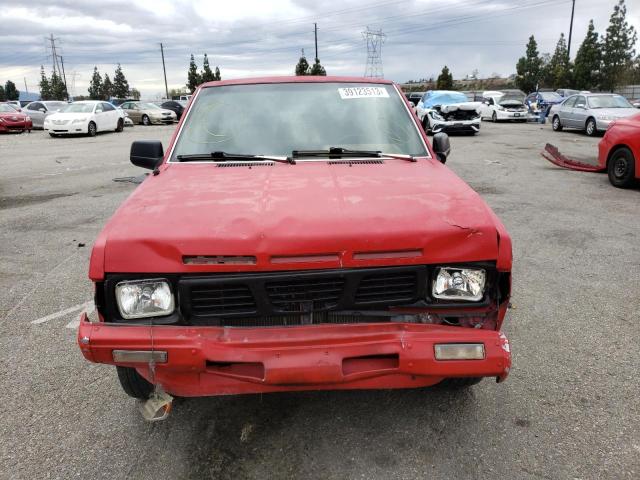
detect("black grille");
top-left (355, 271), bottom-right (418, 305)
top-left (190, 284), bottom-right (257, 317)
top-left (219, 313), bottom-right (392, 327)
top-left (180, 266), bottom-right (427, 325)
top-left (266, 277), bottom-right (344, 312)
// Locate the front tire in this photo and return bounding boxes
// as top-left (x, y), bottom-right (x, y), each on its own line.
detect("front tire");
top-left (87, 121), bottom-right (97, 137)
top-left (607, 147), bottom-right (636, 188)
top-left (492, 111), bottom-right (497, 123)
top-left (585, 117), bottom-right (597, 136)
top-left (552, 115), bottom-right (563, 131)
top-left (116, 366), bottom-right (154, 399)
top-left (142, 115), bottom-right (151, 126)
top-left (115, 118), bottom-right (124, 132)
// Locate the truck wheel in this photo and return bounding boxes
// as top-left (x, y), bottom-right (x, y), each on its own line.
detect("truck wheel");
top-left (607, 147), bottom-right (636, 188)
top-left (142, 115), bottom-right (151, 126)
top-left (116, 366), bottom-right (154, 399)
top-left (585, 118), bottom-right (597, 136)
top-left (552, 115), bottom-right (562, 131)
top-left (439, 377), bottom-right (483, 389)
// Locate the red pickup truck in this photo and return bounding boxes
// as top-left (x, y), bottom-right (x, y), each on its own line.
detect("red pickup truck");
top-left (78, 77), bottom-right (512, 404)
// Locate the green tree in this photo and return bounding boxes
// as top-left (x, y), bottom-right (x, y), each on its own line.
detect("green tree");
top-left (436, 65), bottom-right (454, 89)
top-left (295, 50), bottom-right (310, 75)
top-left (50, 71), bottom-right (67, 100)
top-left (4, 80), bottom-right (19, 101)
top-left (601, 0), bottom-right (637, 91)
top-left (0, 85), bottom-right (5, 101)
top-left (112, 64), bottom-right (130, 98)
top-left (186, 54), bottom-right (201, 93)
top-left (101, 73), bottom-right (113, 100)
top-left (573, 20), bottom-right (602, 90)
top-left (542, 33), bottom-right (572, 88)
top-left (130, 88), bottom-right (141, 100)
top-left (39, 65), bottom-right (52, 100)
top-left (516, 35), bottom-right (543, 93)
top-left (215, 66), bottom-right (221, 81)
top-left (201, 54), bottom-right (215, 82)
top-left (88, 66), bottom-right (102, 100)
top-left (308, 58), bottom-right (327, 76)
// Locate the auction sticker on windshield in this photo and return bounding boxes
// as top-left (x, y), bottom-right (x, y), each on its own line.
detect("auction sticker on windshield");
top-left (338, 87), bottom-right (389, 99)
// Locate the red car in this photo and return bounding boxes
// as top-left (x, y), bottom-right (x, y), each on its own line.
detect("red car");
top-left (78, 77), bottom-right (512, 414)
top-left (0, 103), bottom-right (32, 132)
top-left (598, 113), bottom-right (640, 188)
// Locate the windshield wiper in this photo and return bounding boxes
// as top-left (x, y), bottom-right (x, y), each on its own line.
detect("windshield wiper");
top-left (177, 151), bottom-right (295, 164)
top-left (291, 147), bottom-right (416, 162)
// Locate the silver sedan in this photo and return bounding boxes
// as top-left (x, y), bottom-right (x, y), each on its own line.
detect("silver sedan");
top-left (22, 101), bottom-right (68, 129)
top-left (550, 93), bottom-right (638, 136)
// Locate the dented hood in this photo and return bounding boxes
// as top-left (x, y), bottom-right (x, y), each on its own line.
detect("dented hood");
top-left (97, 160), bottom-right (500, 274)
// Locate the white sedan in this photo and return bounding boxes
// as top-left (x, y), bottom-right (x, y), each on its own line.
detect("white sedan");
top-left (44, 100), bottom-right (125, 137)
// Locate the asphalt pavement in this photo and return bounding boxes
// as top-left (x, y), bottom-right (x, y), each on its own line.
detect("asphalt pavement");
top-left (0, 121), bottom-right (638, 479)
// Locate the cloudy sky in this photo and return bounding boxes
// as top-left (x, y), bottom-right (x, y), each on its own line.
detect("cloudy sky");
top-left (0, 0), bottom-right (637, 98)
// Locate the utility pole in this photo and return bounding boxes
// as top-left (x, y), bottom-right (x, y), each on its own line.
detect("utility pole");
top-left (24, 77), bottom-right (28, 94)
top-left (314, 23), bottom-right (318, 61)
top-left (60, 56), bottom-right (69, 99)
top-left (567, 0), bottom-right (576, 58)
top-left (160, 43), bottom-right (169, 99)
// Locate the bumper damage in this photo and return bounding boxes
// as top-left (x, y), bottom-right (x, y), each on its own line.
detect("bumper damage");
top-left (78, 314), bottom-right (511, 397)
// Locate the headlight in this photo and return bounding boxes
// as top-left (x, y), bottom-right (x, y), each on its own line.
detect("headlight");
top-left (432, 267), bottom-right (486, 302)
top-left (496, 106), bottom-right (505, 111)
top-left (429, 111), bottom-right (444, 120)
top-left (72, 117), bottom-right (87, 123)
top-left (115, 279), bottom-right (175, 319)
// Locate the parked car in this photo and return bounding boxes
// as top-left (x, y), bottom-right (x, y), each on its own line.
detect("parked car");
top-left (629, 98), bottom-right (640, 108)
top-left (550, 93), bottom-right (639, 136)
top-left (525, 91), bottom-right (563, 116)
top-left (405, 91), bottom-right (425, 106)
top-left (119, 101), bottom-right (176, 125)
top-left (556, 89), bottom-right (579, 98)
top-left (416, 90), bottom-right (481, 135)
top-left (77, 77), bottom-right (512, 413)
top-left (44, 100), bottom-right (124, 137)
top-left (479, 90), bottom-right (528, 122)
top-left (23, 101), bottom-right (67, 129)
top-left (543, 113), bottom-right (639, 188)
top-left (598, 113), bottom-right (640, 187)
top-left (0, 103), bottom-right (32, 133)
top-left (4, 100), bottom-right (22, 112)
top-left (160, 100), bottom-right (187, 120)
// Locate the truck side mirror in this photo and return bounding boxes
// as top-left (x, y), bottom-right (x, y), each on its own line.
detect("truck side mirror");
top-left (130, 140), bottom-right (164, 170)
top-left (432, 133), bottom-right (451, 164)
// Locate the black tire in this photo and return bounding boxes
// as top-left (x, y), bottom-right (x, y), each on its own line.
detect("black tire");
top-left (115, 118), bottom-right (124, 132)
top-left (48, 132), bottom-right (57, 138)
top-left (422, 116), bottom-right (431, 134)
top-left (492, 111), bottom-right (497, 123)
top-left (87, 121), bottom-right (97, 137)
top-left (142, 115), bottom-right (151, 126)
top-left (607, 147), bottom-right (636, 188)
top-left (440, 377), bottom-right (483, 389)
top-left (552, 115), bottom-right (563, 131)
top-left (116, 366), bottom-right (154, 399)
top-left (585, 117), bottom-right (597, 136)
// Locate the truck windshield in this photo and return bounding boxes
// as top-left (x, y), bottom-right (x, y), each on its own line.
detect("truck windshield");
top-left (171, 82), bottom-right (428, 160)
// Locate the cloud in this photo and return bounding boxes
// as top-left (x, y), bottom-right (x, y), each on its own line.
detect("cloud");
top-left (0, 0), bottom-right (637, 97)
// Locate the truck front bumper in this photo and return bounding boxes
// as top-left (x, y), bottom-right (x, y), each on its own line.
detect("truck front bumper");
top-left (78, 315), bottom-right (511, 397)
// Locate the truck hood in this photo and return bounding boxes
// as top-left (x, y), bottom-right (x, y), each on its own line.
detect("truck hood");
top-left (97, 160), bottom-right (500, 274)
